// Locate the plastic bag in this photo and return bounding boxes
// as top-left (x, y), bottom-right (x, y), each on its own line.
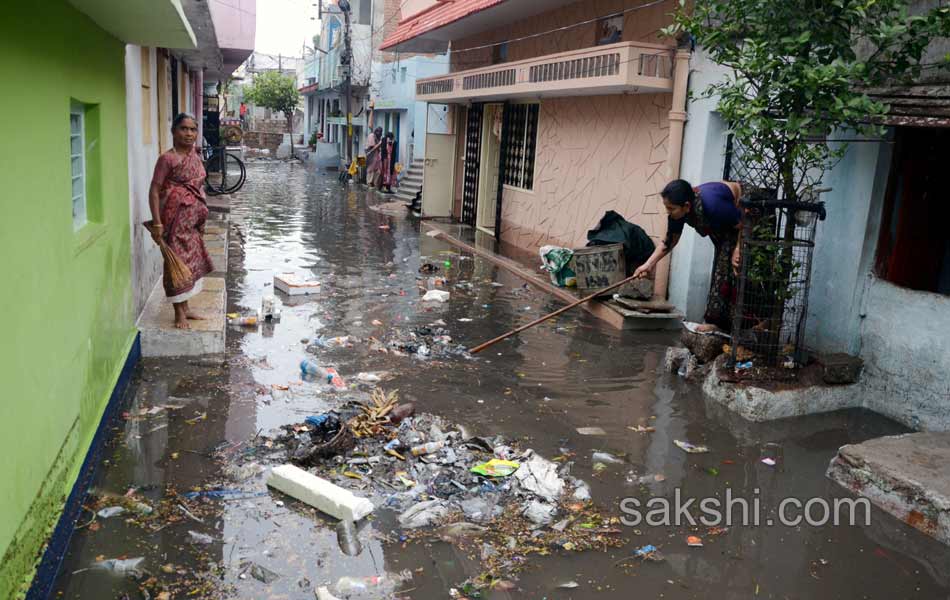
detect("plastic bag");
top-left (539, 245), bottom-right (576, 287)
top-left (470, 459), bottom-right (520, 477)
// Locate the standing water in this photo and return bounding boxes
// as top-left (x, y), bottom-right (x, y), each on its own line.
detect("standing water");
top-left (49, 161), bottom-right (950, 599)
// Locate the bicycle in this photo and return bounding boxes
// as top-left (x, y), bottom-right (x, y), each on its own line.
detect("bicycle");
top-left (203, 145), bottom-right (247, 196)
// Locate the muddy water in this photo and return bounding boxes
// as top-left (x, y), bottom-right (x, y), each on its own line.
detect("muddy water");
top-left (51, 161), bottom-right (950, 599)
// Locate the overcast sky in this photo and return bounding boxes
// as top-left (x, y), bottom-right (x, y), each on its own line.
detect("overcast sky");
top-left (255, 0), bottom-right (321, 57)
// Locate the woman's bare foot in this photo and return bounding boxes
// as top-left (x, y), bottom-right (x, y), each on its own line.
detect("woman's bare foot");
top-left (173, 303), bottom-right (191, 329)
top-left (694, 323), bottom-right (719, 333)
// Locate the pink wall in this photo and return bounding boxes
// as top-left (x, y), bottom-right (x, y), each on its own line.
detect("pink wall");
top-left (209, 0), bottom-right (256, 52)
top-left (452, 0), bottom-right (676, 71)
top-left (449, 0), bottom-right (679, 254)
top-left (499, 93), bottom-right (672, 253)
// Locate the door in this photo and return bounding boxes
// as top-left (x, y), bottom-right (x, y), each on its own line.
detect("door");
top-left (421, 107), bottom-right (458, 217)
top-left (476, 104), bottom-right (503, 235)
top-left (460, 104), bottom-right (484, 226)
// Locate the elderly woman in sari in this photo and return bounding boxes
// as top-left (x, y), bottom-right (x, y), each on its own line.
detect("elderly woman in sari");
top-left (148, 113), bottom-right (215, 329)
top-left (380, 132), bottom-right (396, 193)
top-left (365, 126), bottom-right (383, 188)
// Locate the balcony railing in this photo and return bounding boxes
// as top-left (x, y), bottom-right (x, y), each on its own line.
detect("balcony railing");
top-left (415, 41), bottom-right (674, 103)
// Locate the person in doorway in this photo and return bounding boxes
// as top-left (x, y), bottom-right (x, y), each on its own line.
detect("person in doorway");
top-left (634, 179), bottom-right (743, 332)
top-left (380, 132), bottom-right (396, 193)
top-left (239, 102), bottom-right (247, 127)
top-left (148, 113), bottom-right (215, 329)
top-left (365, 127), bottom-right (383, 188)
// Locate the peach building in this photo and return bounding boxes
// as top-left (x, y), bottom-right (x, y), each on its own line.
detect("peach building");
top-left (382, 0), bottom-right (690, 296)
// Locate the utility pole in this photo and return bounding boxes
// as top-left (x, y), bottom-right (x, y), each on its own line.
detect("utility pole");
top-left (342, 1), bottom-right (354, 174)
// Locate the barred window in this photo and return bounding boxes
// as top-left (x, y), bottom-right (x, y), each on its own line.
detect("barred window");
top-left (502, 103), bottom-right (539, 190)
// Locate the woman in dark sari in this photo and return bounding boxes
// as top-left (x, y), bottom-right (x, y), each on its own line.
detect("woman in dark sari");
top-left (380, 132), bottom-right (396, 193)
top-left (634, 179), bottom-right (743, 332)
top-left (148, 113), bottom-right (215, 329)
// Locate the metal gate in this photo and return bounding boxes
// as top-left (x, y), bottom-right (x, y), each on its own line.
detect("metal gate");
top-left (461, 104), bottom-right (483, 226)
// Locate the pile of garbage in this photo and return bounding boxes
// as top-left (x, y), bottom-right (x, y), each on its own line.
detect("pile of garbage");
top-left (256, 389), bottom-right (624, 591)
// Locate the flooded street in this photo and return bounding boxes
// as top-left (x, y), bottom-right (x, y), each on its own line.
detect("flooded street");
top-left (52, 161), bottom-right (950, 599)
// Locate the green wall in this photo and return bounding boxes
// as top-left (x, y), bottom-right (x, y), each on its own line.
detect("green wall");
top-left (0, 3), bottom-right (137, 597)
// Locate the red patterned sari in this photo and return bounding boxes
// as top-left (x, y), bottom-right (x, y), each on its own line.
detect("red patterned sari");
top-left (152, 148), bottom-right (215, 301)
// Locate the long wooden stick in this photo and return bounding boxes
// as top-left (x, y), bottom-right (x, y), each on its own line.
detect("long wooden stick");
top-left (468, 272), bottom-right (644, 354)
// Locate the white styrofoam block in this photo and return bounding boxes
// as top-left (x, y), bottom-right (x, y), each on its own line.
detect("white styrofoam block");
top-left (422, 290), bottom-right (450, 302)
top-left (266, 464), bottom-right (374, 521)
top-left (274, 273), bottom-right (321, 296)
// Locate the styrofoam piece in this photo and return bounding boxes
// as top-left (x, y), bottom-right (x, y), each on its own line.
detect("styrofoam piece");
top-left (266, 464), bottom-right (374, 521)
top-left (422, 290), bottom-right (450, 302)
top-left (274, 273), bottom-right (321, 296)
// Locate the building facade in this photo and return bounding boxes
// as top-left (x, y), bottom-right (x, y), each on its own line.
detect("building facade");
top-left (382, 0), bottom-right (689, 296)
top-left (0, 2), bottom-right (196, 596)
top-left (670, 39), bottom-right (950, 430)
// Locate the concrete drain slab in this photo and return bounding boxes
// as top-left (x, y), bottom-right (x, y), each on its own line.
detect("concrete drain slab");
top-left (827, 432), bottom-right (950, 545)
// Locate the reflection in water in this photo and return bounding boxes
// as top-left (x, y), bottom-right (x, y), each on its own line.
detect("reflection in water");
top-left (50, 162), bottom-right (950, 598)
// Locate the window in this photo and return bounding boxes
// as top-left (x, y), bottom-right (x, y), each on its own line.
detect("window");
top-left (596, 15), bottom-right (624, 46)
top-left (140, 47), bottom-right (152, 144)
top-left (502, 103), bottom-right (539, 190)
top-left (70, 102), bottom-right (87, 230)
top-left (391, 68), bottom-right (397, 83)
top-left (491, 42), bottom-right (508, 65)
top-left (875, 126), bottom-right (950, 295)
top-left (400, 67), bottom-right (407, 83)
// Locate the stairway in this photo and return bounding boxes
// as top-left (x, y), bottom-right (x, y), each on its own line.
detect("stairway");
top-left (393, 158), bottom-right (424, 209)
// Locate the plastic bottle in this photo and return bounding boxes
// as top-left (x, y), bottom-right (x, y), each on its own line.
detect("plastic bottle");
top-left (229, 314), bottom-right (258, 326)
top-left (410, 441), bottom-right (445, 457)
top-left (334, 570), bottom-right (412, 595)
top-left (300, 359), bottom-right (333, 383)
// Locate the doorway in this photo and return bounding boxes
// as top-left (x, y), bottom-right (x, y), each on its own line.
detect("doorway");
top-left (460, 104), bottom-right (484, 226)
top-left (476, 103), bottom-right (503, 235)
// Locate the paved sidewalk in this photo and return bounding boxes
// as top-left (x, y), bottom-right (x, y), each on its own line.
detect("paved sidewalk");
top-left (137, 213), bottom-right (229, 356)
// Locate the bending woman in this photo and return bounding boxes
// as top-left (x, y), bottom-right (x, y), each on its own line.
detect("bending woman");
top-left (634, 179), bottom-right (743, 332)
top-left (148, 113), bottom-right (215, 329)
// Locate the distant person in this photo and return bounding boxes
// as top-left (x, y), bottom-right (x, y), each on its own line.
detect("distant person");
top-left (634, 179), bottom-right (743, 332)
top-left (365, 127), bottom-right (383, 187)
top-left (380, 132), bottom-right (396, 193)
top-left (239, 102), bottom-right (247, 127)
top-left (147, 113), bottom-right (215, 329)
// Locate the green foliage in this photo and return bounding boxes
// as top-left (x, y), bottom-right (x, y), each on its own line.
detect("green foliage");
top-left (309, 130), bottom-right (319, 147)
top-left (244, 71), bottom-right (301, 125)
top-left (668, 0), bottom-right (950, 201)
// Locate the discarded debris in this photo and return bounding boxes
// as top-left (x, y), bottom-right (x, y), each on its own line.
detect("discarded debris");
top-left (422, 289), bottom-right (450, 303)
top-left (674, 440), bottom-right (710, 454)
top-left (557, 581), bottom-right (580, 589)
top-left (188, 530), bottom-right (214, 545)
top-left (86, 557), bottom-right (145, 577)
top-left (471, 459), bottom-right (520, 477)
top-left (96, 506), bottom-right (126, 519)
top-left (687, 535), bottom-right (704, 547)
top-left (266, 464), bottom-right (374, 522)
top-left (761, 457), bottom-right (777, 467)
top-left (592, 451), bottom-right (624, 465)
top-left (576, 426), bottom-right (607, 436)
top-left (245, 561), bottom-right (280, 584)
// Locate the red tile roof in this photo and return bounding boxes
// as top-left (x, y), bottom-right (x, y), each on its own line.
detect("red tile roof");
top-left (380, 0), bottom-right (507, 51)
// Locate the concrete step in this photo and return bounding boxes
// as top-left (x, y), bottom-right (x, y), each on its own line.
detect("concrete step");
top-left (394, 191), bottom-right (417, 203)
top-left (827, 431), bottom-right (950, 546)
top-left (138, 215), bottom-right (230, 356)
top-left (397, 181), bottom-right (422, 192)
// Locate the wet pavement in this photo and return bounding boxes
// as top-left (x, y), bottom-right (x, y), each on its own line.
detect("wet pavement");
top-left (50, 160), bottom-right (950, 599)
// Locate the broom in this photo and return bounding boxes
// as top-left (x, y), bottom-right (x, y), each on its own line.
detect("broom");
top-left (142, 220), bottom-right (193, 292)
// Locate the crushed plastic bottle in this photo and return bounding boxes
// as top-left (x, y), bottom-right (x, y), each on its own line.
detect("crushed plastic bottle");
top-left (410, 441), bottom-right (445, 457)
top-left (334, 570), bottom-right (412, 596)
top-left (300, 359), bottom-right (333, 383)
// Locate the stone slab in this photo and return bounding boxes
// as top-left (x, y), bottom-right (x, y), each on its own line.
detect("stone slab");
top-left (702, 355), bottom-right (862, 422)
top-left (138, 214), bottom-right (229, 357)
top-left (138, 277), bottom-right (226, 356)
top-left (827, 432), bottom-right (950, 545)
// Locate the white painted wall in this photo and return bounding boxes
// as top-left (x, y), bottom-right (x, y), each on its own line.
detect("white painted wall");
top-left (675, 46), bottom-right (950, 430)
top-left (668, 49), bottom-right (725, 321)
top-left (125, 45), bottom-right (164, 320)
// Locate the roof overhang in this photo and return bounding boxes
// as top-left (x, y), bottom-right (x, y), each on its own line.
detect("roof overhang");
top-left (67, 0), bottom-right (196, 49)
top-left (381, 0), bottom-right (579, 53)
